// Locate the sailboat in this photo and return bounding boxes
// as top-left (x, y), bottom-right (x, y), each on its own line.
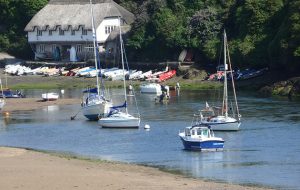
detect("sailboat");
top-left (197, 30), bottom-right (241, 131)
top-left (81, 0), bottom-right (112, 120)
top-left (0, 79), bottom-right (5, 110)
top-left (98, 17), bottom-right (140, 128)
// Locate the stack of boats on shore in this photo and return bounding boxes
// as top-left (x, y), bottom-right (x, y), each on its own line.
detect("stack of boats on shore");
top-left (3, 64), bottom-right (176, 82)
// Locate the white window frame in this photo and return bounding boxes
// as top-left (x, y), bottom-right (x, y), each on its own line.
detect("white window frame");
top-left (82, 29), bottom-right (87, 35)
top-left (38, 44), bottom-right (45, 53)
top-left (59, 28), bottom-right (64, 35)
top-left (76, 44), bottom-right (83, 53)
top-left (51, 44), bottom-right (57, 53)
top-left (37, 29), bottom-right (42, 36)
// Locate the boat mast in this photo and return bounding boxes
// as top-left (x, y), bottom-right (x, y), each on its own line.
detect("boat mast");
top-left (89, 0), bottom-right (100, 96)
top-left (119, 17), bottom-right (128, 114)
top-left (223, 30), bottom-right (228, 118)
top-left (226, 38), bottom-right (241, 121)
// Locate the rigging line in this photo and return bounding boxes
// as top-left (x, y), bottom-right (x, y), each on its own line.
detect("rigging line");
top-left (119, 17), bottom-right (128, 114)
top-left (89, 0), bottom-right (100, 97)
top-left (226, 41), bottom-right (240, 120)
top-left (120, 26), bottom-right (140, 116)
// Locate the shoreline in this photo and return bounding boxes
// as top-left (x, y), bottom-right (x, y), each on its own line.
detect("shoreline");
top-left (0, 146), bottom-right (274, 190)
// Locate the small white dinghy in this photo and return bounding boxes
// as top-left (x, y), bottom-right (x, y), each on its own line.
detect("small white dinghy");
top-left (140, 83), bottom-right (162, 95)
top-left (42, 92), bottom-right (59, 101)
top-left (0, 78), bottom-right (5, 110)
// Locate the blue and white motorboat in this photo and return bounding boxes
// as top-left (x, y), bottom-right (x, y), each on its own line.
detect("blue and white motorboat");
top-left (178, 124), bottom-right (224, 151)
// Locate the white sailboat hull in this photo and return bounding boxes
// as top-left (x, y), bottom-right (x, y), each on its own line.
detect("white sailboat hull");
top-left (82, 101), bottom-right (112, 121)
top-left (140, 83), bottom-right (162, 95)
top-left (201, 116), bottom-right (241, 131)
top-left (98, 112), bottom-right (140, 128)
top-left (0, 99), bottom-right (5, 110)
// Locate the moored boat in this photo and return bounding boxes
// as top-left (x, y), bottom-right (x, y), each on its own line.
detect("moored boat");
top-left (0, 79), bottom-right (5, 110)
top-left (98, 110), bottom-right (140, 128)
top-left (81, 1), bottom-right (112, 121)
top-left (199, 30), bottom-right (241, 131)
top-left (179, 124), bottom-right (224, 151)
top-left (42, 92), bottom-right (59, 101)
top-left (98, 18), bottom-right (140, 128)
top-left (140, 83), bottom-right (162, 95)
top-left (0, 89), bottom-right (24, 98)
top-left (159, 69), bottom-right (176, 82)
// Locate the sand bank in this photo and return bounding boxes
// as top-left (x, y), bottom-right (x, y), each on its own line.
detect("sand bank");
top-left (0, 147), bottom-right (273, 190)
top-left (1, 98), bottom-right (81, 112)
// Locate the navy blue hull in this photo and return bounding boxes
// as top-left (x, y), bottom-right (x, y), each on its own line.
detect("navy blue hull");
top-left (84, 114), bottom-right (99, 121)
top-left (180, 137), bottom-right (224, 151)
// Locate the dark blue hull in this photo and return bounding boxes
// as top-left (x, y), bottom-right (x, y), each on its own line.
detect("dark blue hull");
top-left (84, 114), bottom-right (99, 121)
top-left (180, 137), bottom-right (224, 151)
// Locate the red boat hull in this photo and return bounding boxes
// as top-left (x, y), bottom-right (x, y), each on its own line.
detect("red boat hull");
top-left (159, 70), bottom-right (176, 82)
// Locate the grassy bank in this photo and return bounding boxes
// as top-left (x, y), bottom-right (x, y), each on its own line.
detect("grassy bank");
top-left (4, 74), bottom-right (223, 91)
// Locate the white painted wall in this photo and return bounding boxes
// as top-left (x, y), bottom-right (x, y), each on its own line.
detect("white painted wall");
top-left (96, 17), bottom-right (120, 43)
top-left (28, 18), bottom-right (121, 44)
top-left (28, 27), bottom-right (92, 43)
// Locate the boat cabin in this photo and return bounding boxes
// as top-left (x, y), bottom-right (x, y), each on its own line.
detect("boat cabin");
top-left (184, 126), bottom-right (213, 139)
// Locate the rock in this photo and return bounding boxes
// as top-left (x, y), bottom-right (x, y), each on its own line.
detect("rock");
top-left (260, 77), bottom-right (300, 98)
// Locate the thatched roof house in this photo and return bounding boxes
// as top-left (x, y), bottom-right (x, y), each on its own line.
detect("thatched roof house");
top-left (25, 0), bottom-right (134, 32)
top-left (25, 0), bottom-right (134, 62)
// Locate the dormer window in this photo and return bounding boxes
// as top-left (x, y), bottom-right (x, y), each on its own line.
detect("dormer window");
top-left (49, 30), bottom-right (52, 36)
top-left (59, 28), bottom-right (64, 35)
top-left (37, 29), bottom-right (42, 36)
top-left (82, 28), bottom-right (87, 35)
top-left (105, 25), bottom-right (116, 34)
top-left (71, 30), bottom-right (75, 35)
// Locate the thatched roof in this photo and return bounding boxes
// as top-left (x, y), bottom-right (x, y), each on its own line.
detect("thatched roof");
top-left (24, 0), bottom-right (134, 31)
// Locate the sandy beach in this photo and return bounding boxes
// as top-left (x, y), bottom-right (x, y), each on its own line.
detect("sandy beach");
top-left (1, 98), bottom-right (81, 112)
top-left (0, 146), bottom-right (273, 190)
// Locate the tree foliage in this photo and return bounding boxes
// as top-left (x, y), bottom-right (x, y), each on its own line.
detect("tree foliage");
top-left (0, 0), bottom-right (299, 74)
top-left (0, 0), bottom-right (48, 58)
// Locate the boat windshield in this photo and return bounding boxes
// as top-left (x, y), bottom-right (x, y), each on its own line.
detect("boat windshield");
top-left (201, 129), bottom-right (209, 137)
top-left (185, 128), bottom-right (191, 136)
top-left (201, 110), bottom-right (215, 117)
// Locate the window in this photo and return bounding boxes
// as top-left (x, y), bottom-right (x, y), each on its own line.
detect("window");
top-left (82, 29), bottom-right (87, 35)
top-left (86, 44), bottom-right (93, 52)
top-left (76, 44), bottom-right (82, 53)
top-left (59, 28), bottom-right (64, 35)
top-left (105, 25), bottom-right (116, 34)
top-left (38, 44), bottom-right (45, 53)
top-left (71, 30), bottom-right (75, 35)
top-left (51, 44), bottom-right (56, 53)
top-left (37, 29), bottom-right (42, 36)
top-left (49, 30), bottom-right (52, 36)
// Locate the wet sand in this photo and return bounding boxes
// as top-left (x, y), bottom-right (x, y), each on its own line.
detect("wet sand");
top-left (1, 98), bottom-right (81, 112)
top-left (0, 147), bottom-right (273, 190)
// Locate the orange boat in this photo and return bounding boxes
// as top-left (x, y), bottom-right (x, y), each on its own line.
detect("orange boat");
top-left (159, 70), bottom-right (176, 82)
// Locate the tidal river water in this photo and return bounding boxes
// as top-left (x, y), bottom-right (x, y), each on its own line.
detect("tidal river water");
top-left (0, 88), bottom-right (299, 189)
